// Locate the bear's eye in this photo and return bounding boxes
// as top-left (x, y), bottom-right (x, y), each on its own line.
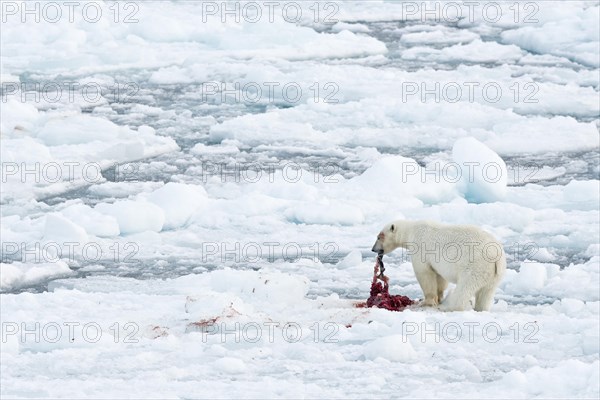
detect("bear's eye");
top-left (390, 224), bottom-right (395, 232)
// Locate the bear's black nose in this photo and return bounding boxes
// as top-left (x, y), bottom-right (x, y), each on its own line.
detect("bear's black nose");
top-left (371, 240), bottom-right (383, 253)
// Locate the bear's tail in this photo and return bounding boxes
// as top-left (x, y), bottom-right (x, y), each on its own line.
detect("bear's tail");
top-left (494, 253), bottom-right (507, 277)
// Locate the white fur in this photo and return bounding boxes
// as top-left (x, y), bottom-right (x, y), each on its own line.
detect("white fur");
top-left (372, 220), bottom-right (506, 311)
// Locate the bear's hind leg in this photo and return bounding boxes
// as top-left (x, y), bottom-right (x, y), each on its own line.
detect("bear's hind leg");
top-left (474, 284), bottom-right (498, 311)
top-left (440, 273), bottom-right (480, 311)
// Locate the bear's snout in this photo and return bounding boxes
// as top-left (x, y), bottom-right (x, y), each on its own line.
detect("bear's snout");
top-left (371, 240), bottom-right (383, 253)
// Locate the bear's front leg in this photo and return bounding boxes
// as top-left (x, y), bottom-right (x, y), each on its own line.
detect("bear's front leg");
top-left (436, 273), bottom-right (448, 303)
top-left (412, 261), bottom-right (439, 306)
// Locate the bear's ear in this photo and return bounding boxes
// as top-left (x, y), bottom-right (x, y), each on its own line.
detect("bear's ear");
top-left (390, 224), bottom-right (395, 232)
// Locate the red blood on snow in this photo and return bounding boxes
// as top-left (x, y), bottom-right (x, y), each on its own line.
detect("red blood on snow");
top-left (360, 257), bottom-right (414, 312)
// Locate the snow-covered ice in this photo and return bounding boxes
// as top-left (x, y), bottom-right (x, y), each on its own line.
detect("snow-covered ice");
top-left (1, 1), bottom-right (598, 399)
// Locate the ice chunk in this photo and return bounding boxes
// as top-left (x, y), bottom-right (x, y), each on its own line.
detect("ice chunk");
top-left (43, 213), bottom-right (88, 243)
top-left (452, 137), bottom-right (507, 203)
top-left (331, 22), bottom-right (370, 33)
top-left (149, 66), bottom-right (193, 84)
top-left (585, 244), bottom-right (600, 257)
top-left (0, 100), bottom-right (39, 134)
top-left (400, 28), bottom-right (478, 45)
top-left (0, 261), bottom-right (74, 292)
top-left (508, 262), bottom-right (548, 293)
top-left (95, 200), bottom-right (165, 234)
top-left (36, 115), bottom-right (121, 146)
top-left (284, 202), bottom-right (364, 226)
top-left (190, 143), bottom-right (240, 155)
top-left (60, 203), bottom-right (120, 237)
top-left (501, 5), bottom-right (600, 67)
top-left (336, 250), bottom-right (363, 269)
top-left (531, 247), bottom-right (556, 263)
top-left (402, 39), bottom-right (523, 63)
top-left (346, 156), bottom-right (456, 204)
top-left (146, 183), bottom-right (208, 229)
top-left (559, 298), bottom-right (585, 316)
top-left (88, 181), bottom-right (164, 198)
top-left (563, 180), bottom-right (600, 211)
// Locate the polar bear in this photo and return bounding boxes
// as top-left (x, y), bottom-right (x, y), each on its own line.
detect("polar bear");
top-left (371, 220), bottom-right (505, 311)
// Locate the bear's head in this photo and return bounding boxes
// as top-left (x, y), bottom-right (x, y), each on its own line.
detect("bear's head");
top-left (371, 223), bottom-right (397, 255)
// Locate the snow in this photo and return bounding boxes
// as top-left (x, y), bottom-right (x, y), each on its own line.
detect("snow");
top-left (214, 357), bottom-right (248, 374)
top-left (1, 0), bottom-right (599, 398)
top-left (364, 335), bottom-right (418, 362)
top-left (2, 263), bottom-right (598, 397)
